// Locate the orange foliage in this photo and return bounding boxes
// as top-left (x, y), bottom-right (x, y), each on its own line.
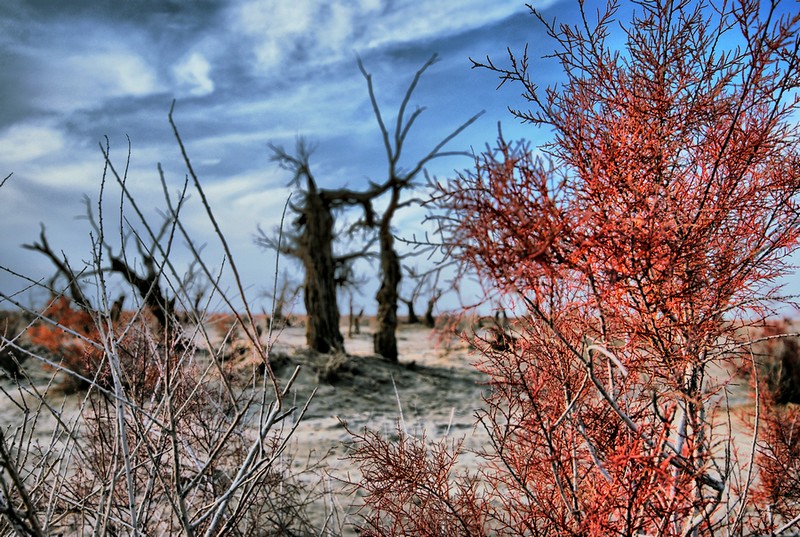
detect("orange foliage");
top-left (28, 297), bottom-right (101, 387)
top-left (751, 396), bottom-right (800, 533)
top-left (28, 296), bottom-right (163, 395)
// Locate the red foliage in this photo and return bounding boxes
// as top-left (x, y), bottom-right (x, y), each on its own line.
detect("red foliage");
top-left (750, 394), bottom-right (800, 533)
top-left (347, 426), bottom-right (493, 536)
top-left (28, 296), bottom-right (163, 395)
top-left (350, 0), bottom-right (800, 534)
top-left (28, 297), bottom-right (102, 387)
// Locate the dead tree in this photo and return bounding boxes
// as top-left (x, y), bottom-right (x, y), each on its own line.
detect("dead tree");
top-left (110, 294), bottom-right (125, 323)
top-left (107, 249), bottom-right (177, 336)
top-left (400, 297), bottom-right (420, 324)
top-left (399, 265), bottom-right (429, 324)
top-left (24, 227), bottom-right (180, 338)
top-left (358, 55), bottom-right (482, 361)
top-left (348, 294), bottom-right (365, 338)
top-left (257, 141), bottom-right (382, 354)
top-left (259, 56), bottom-right (480, 360)
top-left (343, 261), bottom-right (370, 338)
top-left (424, 289), bottom-right (442, 328)
top-left (24, 191), bottom-right (187, 344)
top-left (263, 271), bottom-right (300, 329)
top-left (23, 225), bottom-right (92, 312)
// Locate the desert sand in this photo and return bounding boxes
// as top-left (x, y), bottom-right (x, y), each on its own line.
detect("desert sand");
top-left (0, 318), bottom-right (491, 534)
top-left (259, 321), bottom-right (491, 531)
top-left (0, 314), bottom-right (767, 535)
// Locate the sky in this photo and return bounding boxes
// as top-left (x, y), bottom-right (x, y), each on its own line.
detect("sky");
top-left (0, 0), bottom-right (797, 318)
top-left (0, 0), bottom-right (571, 315)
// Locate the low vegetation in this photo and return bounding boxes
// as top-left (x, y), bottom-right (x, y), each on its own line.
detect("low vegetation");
top-left (347, 0), bottom-right (800, 535)
top-left (0, 107), bottom-right (327, 535)
top-left (2, 0), bottom-right (799, 535)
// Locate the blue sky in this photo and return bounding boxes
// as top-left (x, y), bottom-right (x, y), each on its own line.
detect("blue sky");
top-left (0, 0), bottom-right (571, 314)
top-left (1, 0), bottom-right (797, 317)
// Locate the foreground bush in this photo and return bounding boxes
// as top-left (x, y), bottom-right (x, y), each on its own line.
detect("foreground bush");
top-left (349, 0), bottom-right (800, 534)
top-left (0, 109), bottom-right (323, 535)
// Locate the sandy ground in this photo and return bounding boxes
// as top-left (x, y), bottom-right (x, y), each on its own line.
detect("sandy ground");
top-left (261, 321), bottom-right (491, 532)
top-left (269, 321), bottom-right (488, 436)
top-left (0, 319), bottom-right (491, 534)
top-left (0, 316), bottom-right (772, 534)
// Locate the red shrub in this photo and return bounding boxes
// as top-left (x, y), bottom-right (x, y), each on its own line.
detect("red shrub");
top-left (347, 426), bottom-right (493, 536)
top-left (750, 392), bottom-right (800, 533)
top-left (349, 0), bottom-right (800, 534)
top-left (28, 296), bottom-right (164, 395)
top-left (28, 297), bottom-right (102, 387)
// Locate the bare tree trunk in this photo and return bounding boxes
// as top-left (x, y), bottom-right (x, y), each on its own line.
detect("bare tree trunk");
top-left (401, 298), bottom-right (419, 324)
top-left (348, 297), bottom-right (355, 338)
top-left (355, 55), bottom-right (480, 362)
top-left (424, 289), bottom-right (441, 328)
top-left (374, 224), bottom-right (400, 361)
top-left (108, 255), bottom-right (179, 341)
top-left (348, 296), bottom-right (364, 337)
top-left (261, 57), bottom-right (480, 359)
top-left (354, 309), bottom-right (363, 335)
top-left (24, 224), bottom-right (184, 343)
top-left (302, 188), bottom-right (344, 354)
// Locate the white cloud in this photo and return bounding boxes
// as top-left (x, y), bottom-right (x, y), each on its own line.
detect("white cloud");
top-left (228, 0), bottom-right (529, 75)
top-left (26, 160), bottom-right (108, 191)
top-left (0, 122), bottom-right (66, 164)
top-left (233, 1), bottom-right (318, 71)
top-left (226, 0), bottom-right (374, 73)
top-left (363, 2), bottom-right (522, 49)
top-left (172, 52), bottom-right (215, 97)
top-left (176, 170), bottom-right (293, 250)
top-left (179, 74), bottom-right (373, 152)
top-left (27, 48), bottom-right (162, 112)
top-left (202, 173), bottom-right (273, 201)
top-left (81, 52), bottom-right (159, 97)
top-left (6, 14), bottom-right (165, 114)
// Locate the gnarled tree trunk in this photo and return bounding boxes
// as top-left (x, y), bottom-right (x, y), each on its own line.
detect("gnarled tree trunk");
top-left (262, 57), bottom-right (480, 360)
top-left (424, 289), bottom-right (441, 328)
top-left (374, 225), bottom-right (400, 361)
top-left (401, 298), bottom-right (419, 324)
top-left (301, 185), bottom-right (344, 354)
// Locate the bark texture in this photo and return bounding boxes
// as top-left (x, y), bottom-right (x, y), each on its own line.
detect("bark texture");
top-left (374, 226), bottom-right (400, 361)
top-left (300, 183), bottom-right (344, 353)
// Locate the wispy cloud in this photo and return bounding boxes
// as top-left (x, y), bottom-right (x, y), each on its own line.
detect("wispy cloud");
top-left (54, 51), bottom-right (160, 102)
top-left (172, 52), bottom-right (215, 97)
top-left (228, 0), bottom-right (380, 73)
top-left (9, 12), bottom-right (158, 105)
top-left (226, 0), bottom-right (529, 76)
top-left (0, 0), bottom-right (571, 310)
top-left (362, 1), bottom-right (523, 49)
top-left (0, 121), bottom-right (66, 163)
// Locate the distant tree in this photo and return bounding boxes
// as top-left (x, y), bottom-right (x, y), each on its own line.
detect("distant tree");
top-left (342, 264), bottom-right (370, 338)
top-left (358, 55), bottom-right (482, 361)
top-left (399, 296), bottom-right (420, 325)
top-left (399, 265), bottom-right (424, 324)
top-left (260, 55), bottom-right (481, 360)
top-left (423, 288), bottom-right (442, 329)
top-left (263, 270), bottom-right (300, 329)
top-left (21, 132), bottom-right (220, 391)
top-left (257, 140), bottom-right (384, 354)
top-left (399, 264), bottom-right (441, 325)
top-left (24, 190), bottom-right (185, 344)
top-left (348, 299), bottom-right (365, 338)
